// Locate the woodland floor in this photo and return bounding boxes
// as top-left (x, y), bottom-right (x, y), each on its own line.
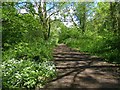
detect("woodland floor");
top-left (42, 44), bottom-right (120, 90)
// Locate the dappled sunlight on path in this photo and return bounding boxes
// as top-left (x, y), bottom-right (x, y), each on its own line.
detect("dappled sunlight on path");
top-left (43, 44), bottom-right (120, 89)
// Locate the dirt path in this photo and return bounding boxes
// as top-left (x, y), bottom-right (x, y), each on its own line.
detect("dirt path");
top-left (44, 44), bottom-right (120, 89)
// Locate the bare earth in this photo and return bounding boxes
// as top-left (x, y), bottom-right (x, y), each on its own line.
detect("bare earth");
top-left (43, 44), bottom-right (120, 89)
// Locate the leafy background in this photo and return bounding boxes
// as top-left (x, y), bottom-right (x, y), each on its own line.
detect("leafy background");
top-left (1, 2), bottom-right (120, 89)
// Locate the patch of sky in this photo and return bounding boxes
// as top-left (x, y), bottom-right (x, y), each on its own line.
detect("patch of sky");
top-left (16, 1), bottom-right (98, 27)
top-left (46, 2), bottom-right (54, 11)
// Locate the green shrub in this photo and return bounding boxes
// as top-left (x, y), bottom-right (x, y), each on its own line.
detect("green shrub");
top-left (2, 59), bottom-right (56, 89)
top-left (61, 28), bottom-right (120, 63)
top-left (2, 39), bottom-right (56, 89)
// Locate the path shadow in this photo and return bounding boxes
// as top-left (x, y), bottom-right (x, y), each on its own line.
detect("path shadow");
top-left (42, 44), bottom-right (120, 89)
top-left (44, 61), bottom-right (120, 89)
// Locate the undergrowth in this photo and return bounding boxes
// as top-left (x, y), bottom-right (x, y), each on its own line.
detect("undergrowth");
top-left (59, 28), bottom-right (120, 63)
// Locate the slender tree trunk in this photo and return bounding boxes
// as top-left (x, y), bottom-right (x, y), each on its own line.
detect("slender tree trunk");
top-left (48, 19), bottom-right (51, 38)
top-left (110, 2), bottom-right (113, 30)
top-left (82, 4), bottom-right (86, 34)
top-left (38, 1), bottom-right (50, 40)
top-left (110, 2), bottom-right (118, 33)
top-left (116, 2), bottom-right (120, 34)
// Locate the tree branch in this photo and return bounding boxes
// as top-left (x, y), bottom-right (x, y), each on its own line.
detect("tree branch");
top-left (46, 9), bottom-right (61, 20)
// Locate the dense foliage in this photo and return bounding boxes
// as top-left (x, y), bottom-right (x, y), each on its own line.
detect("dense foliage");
top-left (59, 2), bottom-right (120, 63)
top-left (2, 1), bottom-right (120, 89)
top-left (2, 2), bottom-right (56, 89)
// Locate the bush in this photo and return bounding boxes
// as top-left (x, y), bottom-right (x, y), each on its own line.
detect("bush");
top-left (2, 59), bottom-right (56, 89)
top-left (2, 3), bottom-right (57, 89)
top-left (2, 37), bottom-right (57, 88)
top-left (61, 28), bottom-right (120, 63)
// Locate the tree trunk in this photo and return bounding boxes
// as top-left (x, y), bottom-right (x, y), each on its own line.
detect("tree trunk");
top-left (82, 4), bottom-right (86, 34)
top-left (48, 19), bottom-right (51, 38)
top-left (110, 2), bottom-right (115, 32)
top-left (110, 2), bottom-right (119, 33)
top-left (38, 1), bottom-right (50, 40)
